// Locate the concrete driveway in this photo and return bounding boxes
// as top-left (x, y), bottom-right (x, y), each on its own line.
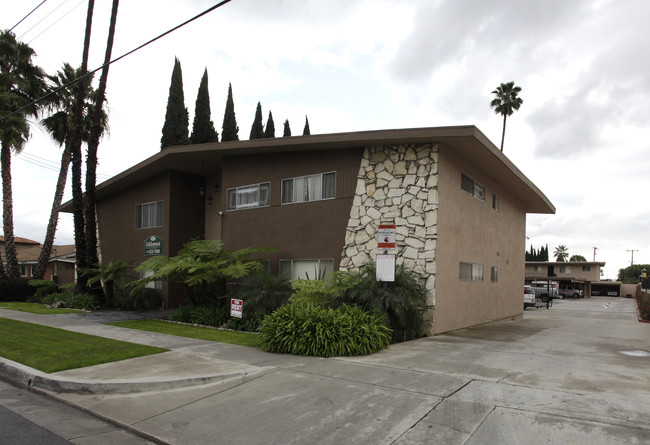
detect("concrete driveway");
top-left (2, 297), bottom-right (649, 444)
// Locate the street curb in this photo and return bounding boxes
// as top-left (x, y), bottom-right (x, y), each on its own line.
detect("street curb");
top-left (0, 357), bottom-right (270, 394)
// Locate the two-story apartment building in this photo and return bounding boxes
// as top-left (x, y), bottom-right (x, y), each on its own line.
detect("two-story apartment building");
top-left (525, 261), bottom-right (606, 296)
top-left (68, 126), bottom-right (554, 335)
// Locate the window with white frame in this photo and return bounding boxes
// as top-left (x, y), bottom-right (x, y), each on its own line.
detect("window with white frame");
top-left (461, 173), bottom-right (485, 201)
top-left (560, 266), bottom-right (571, 274)
top-left (491, 266), bottom-right (499, 282)
top-left (135, 269), bottom-right (162, 289)
top-left (459, 262), bottom-right (484, 281)
top-left (227, 182), bottom-right (270, 211)
top-left (136, 201), bottom-right (163, 229)
top-left (281, 172), bottom-right (335, 204)
top-left (279, 259), bottom-right (334, 280)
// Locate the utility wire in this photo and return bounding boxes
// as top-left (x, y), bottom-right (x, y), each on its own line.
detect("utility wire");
top-left (1, 0), bottom-right (234, 124)
top-left (9, 0), bottom-right (48, 32)
top-left (17, 0), bottom-right (72, 40)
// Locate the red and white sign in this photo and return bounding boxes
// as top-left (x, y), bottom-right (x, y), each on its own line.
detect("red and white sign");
top-left (230, 298), bottom-right (243, 318)
top-left (377, 224), bottom-right (396, 250)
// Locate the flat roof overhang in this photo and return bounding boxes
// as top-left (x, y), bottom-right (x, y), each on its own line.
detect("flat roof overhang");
top-left (60, 125), bottom-right (555, 214)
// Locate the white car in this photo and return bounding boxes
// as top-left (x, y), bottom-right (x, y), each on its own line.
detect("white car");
top-left (524, 285), bottom-right (536, 309)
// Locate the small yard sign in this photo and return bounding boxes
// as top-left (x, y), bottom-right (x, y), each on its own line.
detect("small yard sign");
top-left (377, 224), bottom-right (396, 250)
top-left (144, 235), bottom-right (162, 256)
top-left (376, 254), bottom-right (396, 282)
top-left (230, 298), bottom-right (243, 318)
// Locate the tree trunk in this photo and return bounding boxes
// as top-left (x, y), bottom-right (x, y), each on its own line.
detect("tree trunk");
top-left (34, 144), bottom-right (72, 279)
top-left (84, 0), bottom-right (119, 268)
top-left (71, 0), bottom-right (96, 291)
top-left (500, 114), bottom-right (507, 152)
top-left (1, 142), bottom-right (19, 278)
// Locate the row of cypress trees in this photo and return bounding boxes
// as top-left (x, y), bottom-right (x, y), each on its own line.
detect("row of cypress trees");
top-left (160, 58), bottom-right (310, 150)
top-left (525, 245), bottom-right (549, 261)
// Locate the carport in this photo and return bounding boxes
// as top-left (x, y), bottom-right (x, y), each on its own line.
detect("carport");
top-left (591, 281), bottom-right (622, 296)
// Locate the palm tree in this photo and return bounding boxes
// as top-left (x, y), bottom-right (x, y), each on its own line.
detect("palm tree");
top-left (490, 81), bottom-right (523, 152)
top-left (0, 30), bottom-right (47, 278)
top-left (34, 63), bottom-right (102, 279)
top-left (554, 245), bottom-right (569, 262)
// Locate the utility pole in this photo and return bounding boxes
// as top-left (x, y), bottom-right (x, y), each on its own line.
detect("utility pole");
top-left (593, 246), bottom-right (597, 262)
top-left (627, 249), bottom-right (638, 267)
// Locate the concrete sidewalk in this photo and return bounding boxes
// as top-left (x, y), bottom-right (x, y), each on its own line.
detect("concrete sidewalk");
top-left (1, 298), bottom-right (649, 444)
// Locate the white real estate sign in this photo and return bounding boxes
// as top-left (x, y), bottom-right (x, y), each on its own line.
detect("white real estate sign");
top-left (230, 298), bottom-right (243, 318)
top-left (376, 254), bottom-right (395, 282)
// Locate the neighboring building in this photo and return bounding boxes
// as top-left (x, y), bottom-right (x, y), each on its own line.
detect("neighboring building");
top-left (525, 261), bottom-right (606, 296)
top-left (62, 126), bottom-right (555, 335)
top-left (0, 237), bottom-right (76, 284)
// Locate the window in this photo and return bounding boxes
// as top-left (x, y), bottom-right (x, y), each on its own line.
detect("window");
top-left (491, 266), bottom-right (499, 283)
top-left (279, 259), bottom-right (334, 280)
top-left (20, 264), bottom-right (32, 277)
top-left (135, 269), bottom-right (162, 290)
top-left (492, 194), bottom-right (500, 212)
top-left (227, 182), bottom-right (270, 211)
top-left (534, 266), bottom-right (542, 272)
top-left (582, 266), bottom-right (591, 272)
top-left (281, 172), bottom-right (335, 204)
top-left (560, 266), bottom-right (571, 274)
top-left (459, 262), bottom-right (484, 281)
top-left (461, 173), bottom-right (485, 201)
top-left (136, 201), bottom-right (163, 229)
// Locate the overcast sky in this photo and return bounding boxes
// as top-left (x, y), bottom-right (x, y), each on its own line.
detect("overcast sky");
top-left (4, 0), bottom-right (649, 279)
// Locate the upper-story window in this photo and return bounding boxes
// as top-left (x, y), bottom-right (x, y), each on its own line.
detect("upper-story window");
top-left (560, 266), bottom-right (571, 274)
top-left (136, 201), bottom-right (163, 229)
top-left (461, 173), bottom-right (485, 202)
top-left (492, 194), bottom-right (500, 212)
top-left (582, 265), bottom-right (591, 272)
top-left (281, 172), bottom-right (335, 204)
top-left (227, 182), bottom-right (270, 211)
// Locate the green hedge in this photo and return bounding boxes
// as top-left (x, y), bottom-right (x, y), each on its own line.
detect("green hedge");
top-left (0, 278), bottom-right (36, 302)
top-left (259, 303), bottom-right (391, 357)
top-left (637, 290), bottom-right (650, 321)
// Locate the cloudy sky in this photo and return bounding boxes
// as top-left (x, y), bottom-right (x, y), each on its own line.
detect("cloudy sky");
top-left (4, 0), bottom-right (649, 279)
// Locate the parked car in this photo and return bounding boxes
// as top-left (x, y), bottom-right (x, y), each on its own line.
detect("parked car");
top-left (530, 280), bottom-right (559, 301)
top-left (607, 291), bottom-right (618, 297)
top-left (559, 285), bottom-right (583, 298)
top-left (524, 285), bottom-right (536, 309)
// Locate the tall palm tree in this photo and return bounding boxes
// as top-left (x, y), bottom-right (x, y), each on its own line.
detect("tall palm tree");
top-left (84, 0), bottom-right (119, 268)
top-left (0, 30), bottom-right (47, 278)
top-left (490, 81), bottom-right (523, 152)
top-left (34, 63), bottom-right (102, 279)
top-left (553, 245), bottom-right (569, 262)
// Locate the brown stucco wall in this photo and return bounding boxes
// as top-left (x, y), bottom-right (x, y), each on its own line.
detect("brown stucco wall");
top-left (435, 146), bottom-right (526, 334)
top-left (213, 149), bottom-right (364, 274)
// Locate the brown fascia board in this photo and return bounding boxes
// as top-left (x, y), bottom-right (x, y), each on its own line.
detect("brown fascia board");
top-left (526, 261), bottom-right (607, 267)
top-left (59, 126), bottom-right (555, 214)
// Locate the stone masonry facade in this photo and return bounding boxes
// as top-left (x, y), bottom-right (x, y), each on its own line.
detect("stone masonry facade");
top-left (339, 143), bottom-right (439, 330)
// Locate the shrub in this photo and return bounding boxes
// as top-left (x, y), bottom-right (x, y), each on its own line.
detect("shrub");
top-left (226, 313), bottom-right (264, 332)
top-left (28, 279), bottom-right (60, 302)
top-left (64, 292), bottom-right (98, 311)
top-left (330, 264), bottom-right (427, 342)
top-left (236, 271), bottom-right (292, 315)
top-left (169, 305), bottom-right (228, 327)
top-left (116, 287), bottom-right (162, 311)
top-left (0, 278), bottom-right (36, 302)
top-left (259, 303), bottom-right (391, 357)
top-left (288, 278), bottom-right (333, 306)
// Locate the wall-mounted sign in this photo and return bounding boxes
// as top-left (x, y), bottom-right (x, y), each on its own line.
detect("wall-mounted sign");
top-left (231, 298), bottom-right (243, 318)
top-left (376, 254), bottom-right (396, 282)
top-left (377, 224), bottom-right (396, 250)
top-left (144, 235), bottom-right (162, 256)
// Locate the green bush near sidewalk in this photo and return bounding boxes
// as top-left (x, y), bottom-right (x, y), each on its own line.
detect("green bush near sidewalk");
top-left (636, 290), bottom-right (650, 321)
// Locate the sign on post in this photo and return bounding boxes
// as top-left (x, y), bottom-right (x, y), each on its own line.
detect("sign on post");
top-left (230, 298), bottom-right (243, 318)
top-left (144, 235), bottom-right (162, 256)
top-left (377, 224), bottom-right (396, 250)
top-left (376, 254), bottom-right (396, 282)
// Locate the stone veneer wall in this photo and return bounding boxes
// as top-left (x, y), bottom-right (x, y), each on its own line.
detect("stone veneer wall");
top-left (339, 143), bottom-right (439, 331)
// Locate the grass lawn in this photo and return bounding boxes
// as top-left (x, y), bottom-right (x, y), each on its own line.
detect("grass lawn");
top-left (0, 318), bottom-right (167, 373)
top-left (0, 302), bottom-right (84, 314)
top-left (109, 319), bottom-right (261, 348)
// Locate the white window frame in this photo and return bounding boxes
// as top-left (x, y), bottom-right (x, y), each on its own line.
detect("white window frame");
top-left (279, 259), bottom-right (334, 280)
top-left (135, 269), bottom-right (162, 290)
top-left (461, 173), bottom-right (485, 202)
top-left (459, 262), bottom-right (484, 281)
top-left (281, 172), bottom-right (336, 204)
top-left (226, 182), bottom-right (270, 211)
top-left (136, 200), bottom-right (163, 229)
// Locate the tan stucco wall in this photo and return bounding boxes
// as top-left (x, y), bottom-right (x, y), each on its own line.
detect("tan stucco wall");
top-left (434, 147), bottom-right (526, 334)
top-left (525, 263), bottom-right (603, 282)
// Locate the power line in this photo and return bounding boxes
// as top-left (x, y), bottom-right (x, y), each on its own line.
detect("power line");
top-left (9, 0), bottom-right (48, 32)
top-left (1, 0), bottom-right (235, 124)
top-left (25, 0), bottom-right (87, 45)
top-left (17, 0), bottom-right (73, 41)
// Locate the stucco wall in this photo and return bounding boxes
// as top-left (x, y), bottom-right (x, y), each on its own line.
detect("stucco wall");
top-left (339, 143), bottom-right (439, 333)
top-left (435, 146), bottom-right (526, 334)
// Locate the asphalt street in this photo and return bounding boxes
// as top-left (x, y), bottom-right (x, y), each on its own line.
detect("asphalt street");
top-left (0, 297), bottom-right (649, 444)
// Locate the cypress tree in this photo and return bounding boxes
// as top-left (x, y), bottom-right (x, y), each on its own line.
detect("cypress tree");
top-left (160, 57), bottom-right (190, 149)
top-left (283, 119), bottom-right (291, 137)
top-left (303, 115), bottom-right (310, 135)
top-left (221, 83), bottom-right (239, 141)
top-left (190, 68), bottom-right (218, 144)
top-left (250, 102), bottom-right (264, 139)
top-left (264, 111), bottom-right (275, 138)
